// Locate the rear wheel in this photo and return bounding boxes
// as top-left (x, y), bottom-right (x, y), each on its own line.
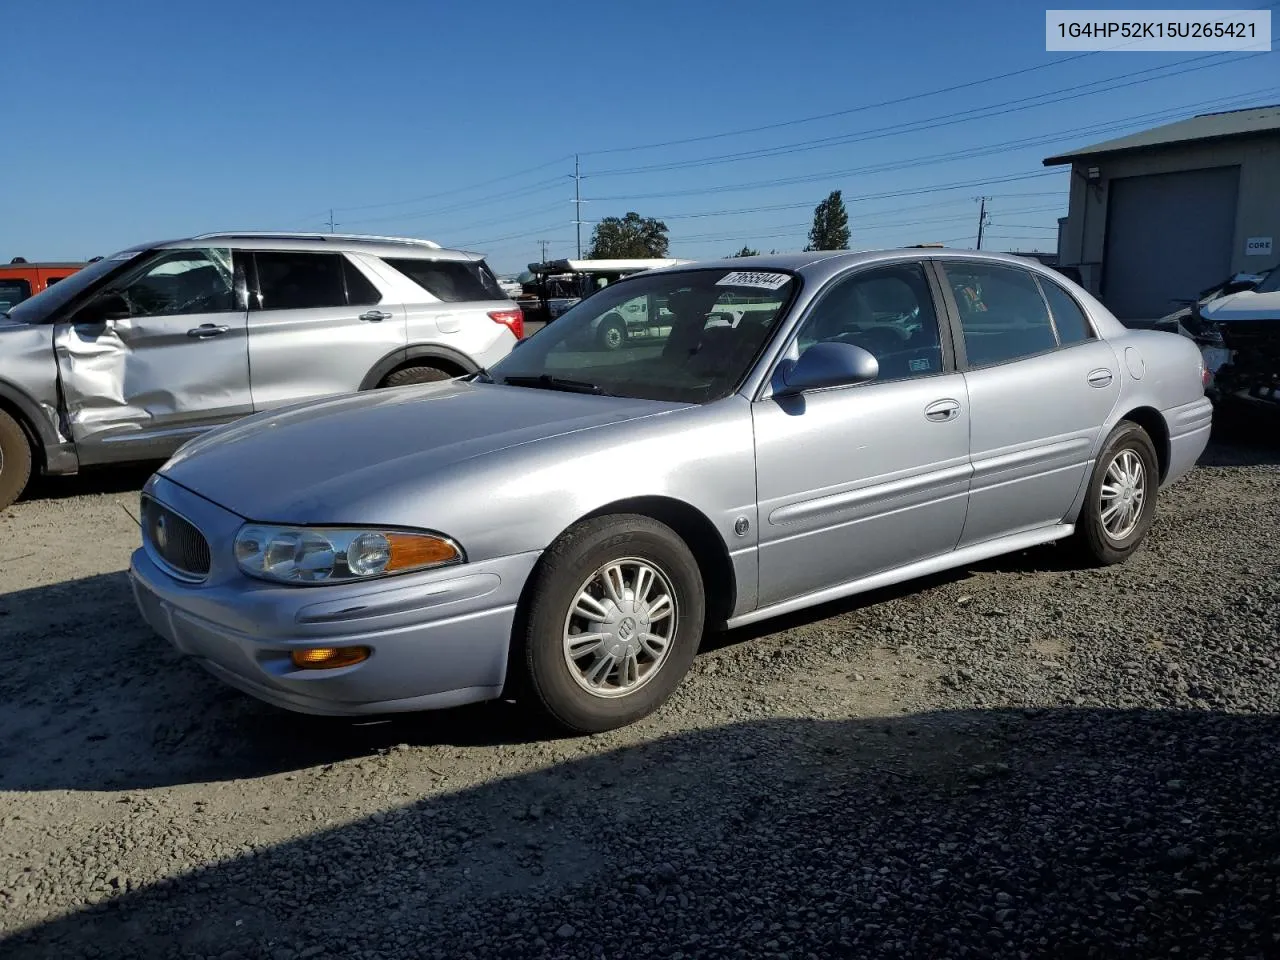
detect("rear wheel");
top-left (596, 314), bottom-right (626, 351)
top-left (379, 364), bottom-right (453, 388)
top-left (0, 409), bottom-right (33, 511)
top-left (1072, 421), bottom-right (1159, 566)
top-left (519, 514), bottom-right (705, 734)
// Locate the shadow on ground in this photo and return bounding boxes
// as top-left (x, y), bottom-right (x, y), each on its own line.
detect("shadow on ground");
top-left (22, 462), bottom-right (161, 502)
top-left (3, 707), bottom-right (1279, 959)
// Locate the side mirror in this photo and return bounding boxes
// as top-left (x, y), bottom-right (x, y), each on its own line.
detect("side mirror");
top-left (775, 341), bottom-right (878, 396)
top-left (76, 292), bottom-right (130, 325)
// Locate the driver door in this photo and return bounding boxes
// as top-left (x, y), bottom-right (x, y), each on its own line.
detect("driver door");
top-left (752, 261), bottom-right (972, 606)
top-left (54, 247), bottom-right (253, 465)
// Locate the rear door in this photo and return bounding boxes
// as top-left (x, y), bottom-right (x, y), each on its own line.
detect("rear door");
top-left (936, 259), bottom-right (1121, 547)
top-left (246, 251), bottom-right (406, 410)
top-left (54, 246), bottom-right (253, 463)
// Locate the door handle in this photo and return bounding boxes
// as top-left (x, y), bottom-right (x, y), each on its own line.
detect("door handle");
top-left (360, 310), bottom-right (393, 322)
top-left (924, 399), bottom-right (961, 422)
top-left (1087, 368), bottom-right (1114, 388)
top-left (187, 324), bottom-right (230, 338)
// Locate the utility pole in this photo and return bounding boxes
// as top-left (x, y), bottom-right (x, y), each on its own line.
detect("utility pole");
top-left (538, 239), bottom-right (550, 262)
top-left (974, 196), bottom-right (990, 250)
top-left (571, 155), bottom-right (585, 259)
top-left (325, 209), bottom-right (339, 233)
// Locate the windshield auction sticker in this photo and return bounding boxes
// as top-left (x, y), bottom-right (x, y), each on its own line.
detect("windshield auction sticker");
top-left (717, 271), bottom-right (792, 290)
top-left (1046, 10), bottom-right (1271, 50)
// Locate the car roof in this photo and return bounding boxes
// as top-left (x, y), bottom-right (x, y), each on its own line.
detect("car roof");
top-left (670, 248), bottom-right (1061, 278)
top-left (0, 261), bottom-right (85, 271)
top-left (143, 232), bottom-right (486, 262)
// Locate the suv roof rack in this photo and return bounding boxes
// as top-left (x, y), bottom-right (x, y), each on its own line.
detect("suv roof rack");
top-left (190, 231), bottom-right (442, 249)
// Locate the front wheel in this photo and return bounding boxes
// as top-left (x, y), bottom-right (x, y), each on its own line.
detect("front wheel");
top-left (1072, 421), bottom-right (1159, 566)
top-left (596, 314), bottom-right (626, 351)
top-left (519, 514), bottom-right (705, 733)
top-left (0, 409), bottom-right (33, 512)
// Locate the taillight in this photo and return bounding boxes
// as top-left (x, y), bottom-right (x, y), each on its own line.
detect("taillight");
top-left (488, 309), bottom-right (524, 340)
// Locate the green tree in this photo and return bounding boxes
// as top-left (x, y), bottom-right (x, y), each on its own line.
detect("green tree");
top-left (587, 212), bottom-right (670, 258)
top-left (804, 190), bottom-right (851, 251)
top-left (731, 245), bottom-right (760, 257)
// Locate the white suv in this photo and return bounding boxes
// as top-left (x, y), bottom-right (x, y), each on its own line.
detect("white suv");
top-left (0, 231), bottom-right (523, 508)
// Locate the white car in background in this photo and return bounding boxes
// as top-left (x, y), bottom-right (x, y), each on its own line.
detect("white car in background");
top-left (1195, 265), bottom-right (1280, 409)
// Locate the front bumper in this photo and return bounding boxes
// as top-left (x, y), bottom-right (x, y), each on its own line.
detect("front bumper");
top-left (129, 475), bottom-right (541, 716)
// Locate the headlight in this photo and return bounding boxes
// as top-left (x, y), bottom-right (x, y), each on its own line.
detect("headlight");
top-left (234, 525), bottom-right (463, 584)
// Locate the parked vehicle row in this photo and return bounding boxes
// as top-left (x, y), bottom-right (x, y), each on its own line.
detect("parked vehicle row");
top-left (0, 232), bottom-right (522, 510)
top-left (128, 248), bottom-right (1212, 733)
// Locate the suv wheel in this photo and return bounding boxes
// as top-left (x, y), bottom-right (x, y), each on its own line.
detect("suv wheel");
top-left (0, 409), bottom-right (33, 511)
top-left (380, 365), bottom-right (453, 388)
top-left (1072, 420), bottom-right (1159, 566)
top-left (519, 514), bottom-right (705, 734)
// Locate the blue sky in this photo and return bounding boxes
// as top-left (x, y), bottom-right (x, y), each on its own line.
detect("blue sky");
top-left (4, 0), bottom-right (1277, 273)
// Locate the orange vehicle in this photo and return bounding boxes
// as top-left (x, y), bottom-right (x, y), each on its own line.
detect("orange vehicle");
top-left (0, 257), bottom-right (87, 311)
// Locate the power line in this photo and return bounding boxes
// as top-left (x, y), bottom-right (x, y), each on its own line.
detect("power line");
top-left (579, 5), bottom-right (1277, 161)
top-left (579, 52), bottom-right (1102, 158)
top-left (329, 156), bottom-right (572, 214)
top-left (587, 51), bottom-right (1275, 179)
top-left (586, 76), bottom-right (1278, 203)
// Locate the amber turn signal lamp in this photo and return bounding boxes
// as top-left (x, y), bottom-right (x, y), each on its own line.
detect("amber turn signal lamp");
top-left (290, 646), bottom-right (371, 670)
top-left (385, 533), bottom-right (459, 572)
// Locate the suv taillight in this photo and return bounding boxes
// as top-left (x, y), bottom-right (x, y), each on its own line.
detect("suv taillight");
top-left (488, 309), bottom-right (524, 340)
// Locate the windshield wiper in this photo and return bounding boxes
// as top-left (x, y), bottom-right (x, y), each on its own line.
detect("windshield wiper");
top-left (500, 374), bottom-right (611, 396)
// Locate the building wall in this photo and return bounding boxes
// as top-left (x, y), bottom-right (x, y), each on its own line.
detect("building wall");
top-left (1056, 133), bottom-right (1280, 301)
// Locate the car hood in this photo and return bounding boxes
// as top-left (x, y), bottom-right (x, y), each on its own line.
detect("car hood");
top-left (1201, 290), bottom-right (1280, 323)
top-left (160, 379), bottom-right (687, 521)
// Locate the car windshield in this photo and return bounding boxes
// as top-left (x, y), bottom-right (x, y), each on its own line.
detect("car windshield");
top-left (5, 249), bottom-right (144, 323)
top-left (486, 267), bottom-right (799, 403)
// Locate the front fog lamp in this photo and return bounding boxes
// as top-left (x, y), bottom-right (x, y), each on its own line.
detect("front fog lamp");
top-left (235, 525), bottom-right (462, 584)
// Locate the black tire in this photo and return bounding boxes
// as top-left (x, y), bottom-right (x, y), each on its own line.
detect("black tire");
top-left (379, 365), bottom-right (453, 388)
top-left (1071, 420), bottom-right (1160, 566)
top-left (519, 514), bottom-right (705, 734)
top-left (0, 409), bottom-right (33, 512)
top-left (596, 314), bottom-right (626, 351)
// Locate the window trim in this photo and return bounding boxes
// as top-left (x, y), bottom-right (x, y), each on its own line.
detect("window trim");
top-left (1032, 273), bottom-right (1098, 346)
top-left (340, 254), bottom-right (384, 307)
top-left (756, 259), bottom-right (956, 400)
top-left (933, 258), bottom-right (1092, 372)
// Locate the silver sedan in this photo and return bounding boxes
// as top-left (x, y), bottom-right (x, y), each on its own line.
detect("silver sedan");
top-left (129, 250), bottom-right (1213, 733)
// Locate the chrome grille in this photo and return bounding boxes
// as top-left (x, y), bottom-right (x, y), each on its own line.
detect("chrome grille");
top-left (141, 495), bottom-right (211, 581)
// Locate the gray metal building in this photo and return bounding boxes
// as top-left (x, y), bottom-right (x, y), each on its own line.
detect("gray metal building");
top-left (1046, 105), bottom-right (1280, 320)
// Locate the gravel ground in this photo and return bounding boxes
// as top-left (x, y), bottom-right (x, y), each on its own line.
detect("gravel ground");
top-left (1, 428), bottom-right (1279, 959)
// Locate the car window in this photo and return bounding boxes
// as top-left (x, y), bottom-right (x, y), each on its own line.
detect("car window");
top-left (487, 267), bottom-right (797, 404)
top-left (383, 257), bottom-right (505, 302)
top-left (118, 249), bottom-right (236, 317)
top-left (0, 278), bottom-right (32, 310)
top-left (1037, 276), bottom-right (1094, 345)
top-left (342, 258), bottom-right (382, 306)
top-left (942, 262), bottom-right (1058, 367)
top-left (794, 263), bottom-right (945, 382)
top-left (45, 276), bottom-right (65, 287)
top-left (254, 252), bottom-right (347, 310)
